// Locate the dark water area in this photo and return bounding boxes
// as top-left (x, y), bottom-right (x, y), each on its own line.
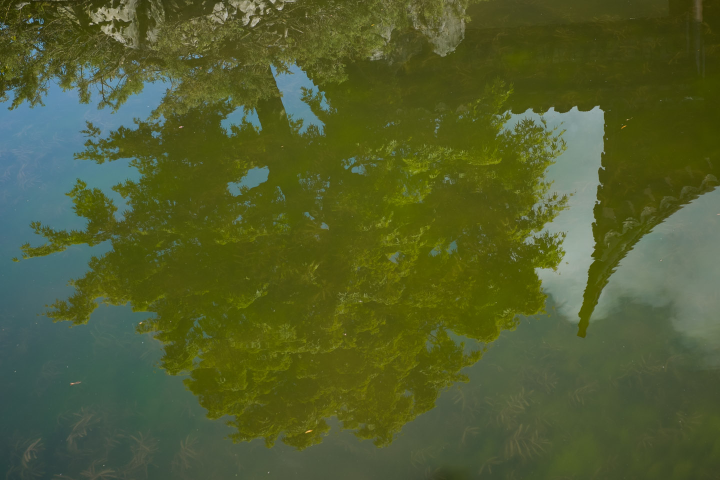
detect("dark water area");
top-left (2, 0), bottom-right (720, 478)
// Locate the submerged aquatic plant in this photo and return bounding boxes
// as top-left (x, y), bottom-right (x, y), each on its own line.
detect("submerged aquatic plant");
top-left (452, 386), bottom-right (471, 412)
top-left (567, 382), bottom-right (598, 406)
top-left (485, 387), bottom-right (533, 429)
top-left (615, 355), bottom-right (666, 388)
top-left (89, 328), bottom-right (128, 355)
top-left (124, 432), bottom-right (159, 478)
top-left (5, 437), bottom-right (45, 480)
top-left (502, 424), bottom-right (550, 462)
top-left (522, 367), bottom-right (558, 394)
top-left (458, 426), bottom-right (480, 447)
top-left (422, 466), bottom-right (443, 479)
top-left (79, 461), bottom-right (118, 480)
top-left (170, 435), bottom-right (199, 472)
top-left (410, 444), bottom-right (444, 470)
top-left (21, 438), bottom-right (43, 468)
top-left (101, 431), bottom-right (124, 458)
top-left (477, 456), bottom-right (502, 476)
top-left (675, 410), bottom-right (702, 436)
top-left (66, 407), bottom-right (100, 452)
top-left (38, 361), bottom-right (62, 380)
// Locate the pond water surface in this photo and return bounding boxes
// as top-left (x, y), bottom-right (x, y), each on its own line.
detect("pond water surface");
top-left (2, 0), bottom-right (720, 478)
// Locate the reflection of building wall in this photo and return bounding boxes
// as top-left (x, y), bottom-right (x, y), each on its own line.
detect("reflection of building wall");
top-left (87, 0), bottom-right (165, 48)
top-left (409, 0), bottom-right (466, 56)
top-left (371, 0), bottom-right (470, 60)
top-left (83, 0), bottom-right (299, 48)
top-left (206, 0), bottom-right (297, 27)
top-left (81, 0), bottom-right (468, 57)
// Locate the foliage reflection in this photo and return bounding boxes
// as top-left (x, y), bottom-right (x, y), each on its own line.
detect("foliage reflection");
top-left (20, 79), bottom-right (567, 448)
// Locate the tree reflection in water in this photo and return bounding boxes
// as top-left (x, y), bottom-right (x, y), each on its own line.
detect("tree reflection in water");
top-left (20, 80), bottom-right (566, 449)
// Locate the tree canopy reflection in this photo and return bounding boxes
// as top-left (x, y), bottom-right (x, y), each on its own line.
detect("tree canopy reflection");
top-left (19, 78), bottom-right (567, 449)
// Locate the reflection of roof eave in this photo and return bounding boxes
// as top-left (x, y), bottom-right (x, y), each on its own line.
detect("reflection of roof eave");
top-left (577, 217), bottom-right (657, 337)
top-left (577, 175), bottom-right (719, 338)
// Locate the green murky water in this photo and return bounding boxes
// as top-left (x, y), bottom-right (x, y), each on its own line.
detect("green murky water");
top-left (2, 0), bottom-right (720, 478)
